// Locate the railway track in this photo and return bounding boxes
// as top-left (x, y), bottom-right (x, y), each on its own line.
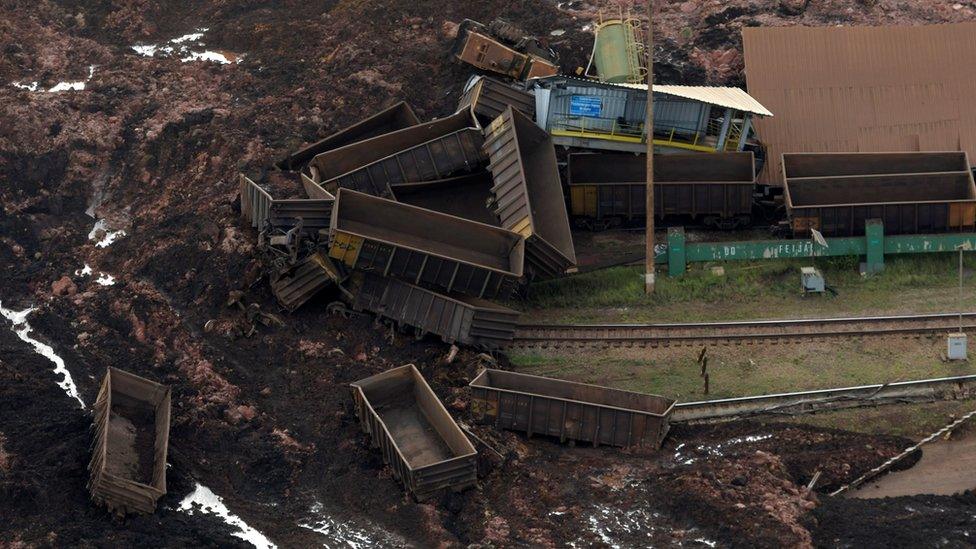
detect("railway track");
top-left (510, 312), bottom-right (976, 348)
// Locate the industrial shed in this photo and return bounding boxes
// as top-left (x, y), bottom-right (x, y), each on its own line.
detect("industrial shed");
top-left (743, 22), bottom-right (976, 186)
top-left (527, 75), bottom-right (772, 154)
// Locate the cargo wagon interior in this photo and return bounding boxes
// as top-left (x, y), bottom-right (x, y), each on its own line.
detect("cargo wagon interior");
top-left (102, 370), bottom-right (169, 490)
top-left (783, 152), bottom-right (970, 179)
top-left (354, 366), bottom-right (474, 468)
top-left (392, 172), bottom-right (499, 226)
top-left (333, 189), bottom-right (523, 274)
top-left (786, 172), bottom-right (976, 207)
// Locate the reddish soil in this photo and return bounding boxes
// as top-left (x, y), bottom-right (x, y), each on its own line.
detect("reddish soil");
top-left (2, 0), bottom-right (975, 546)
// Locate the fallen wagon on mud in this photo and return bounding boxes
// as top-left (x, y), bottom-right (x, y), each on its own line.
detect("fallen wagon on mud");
top-left (457, 74), bottom-right (536, 124)
top-left (483, 106), bottom-right (577, 279)
top-left (278, 101), bottom-right (421, 171)
top-left (270, 251), bottom-right (347, 312)
top-left (348, 272), bottom-right (520, 349)
top-left (328, 189), bottom-right (525, 300)
top-left (305, 109), bottom-right (481, 195)
top-left (322, 126), bottom-right (487, 199)
top-left (782, 152), bottom-right (976, 237)
top-left (469, 369), bottom-right (675, 448)
top-left (451, 19), bottom-right (558, 81)
top-left (240, 173), bottom-right (335, 236)
top-left (350, 364), bottom-right (478, 499)
top-left (88, 367), bottom-right (171, 515)
top-left (567, 151), bottom-right (756, 229)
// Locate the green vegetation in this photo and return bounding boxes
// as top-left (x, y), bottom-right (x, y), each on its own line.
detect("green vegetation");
top-left (508, 337), bottom-right (975, 403)
top-left (519, 253), bottom-right (976, 322)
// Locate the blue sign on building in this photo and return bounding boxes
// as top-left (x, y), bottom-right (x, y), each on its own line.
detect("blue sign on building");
top-left (569, 95), bottom-right (602, 117)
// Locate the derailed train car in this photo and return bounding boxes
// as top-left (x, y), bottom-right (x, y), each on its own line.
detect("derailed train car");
top-left (483, 107), bottom-right (577, 279)
top-left (451, 19), bottom-right (558, 81)
top-left (469, 369), bottom-right (675, 448)
top-left (88, 368), bottom-right (171, 515)
top-left (306, 109), bottom-right (481, 195)
top-left (278, 102), bottom-right (421, 171)
top-left (328, 189), bottom-right (525, 300)
top-left (350, 364), bottom-right (478, 500)
top-left (567, 151), bottom-right (756, 229)
top-left (783, 152), bottom-right (976, 236)
top-left (348, 272), bottom-right (520, 349)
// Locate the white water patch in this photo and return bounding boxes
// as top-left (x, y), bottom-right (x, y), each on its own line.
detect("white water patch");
top-left (181, 51), bottom-right (232, 65)
top-left (12, 65), bottom-right (95, 93)
top-left (88, 218), bottom-right (127, 248)
top-left (298, 499), bottom-right (404, 548)
top-left (131, 27), bottom-right (240, 65)
top-left (171, 31), bottom-right (206, 43)
top-left (75, 264), bottom-right (93, 277)
top-left (95, 273), bottom-right (116, 286)
top-left (0, 302), bottom-right (84, 408)
top-left (675, 433), bottom-right (775, 464)
top-left (179, 483), bottom-right (276, 549)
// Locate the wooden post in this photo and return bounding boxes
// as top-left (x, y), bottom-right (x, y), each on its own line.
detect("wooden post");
top-left (644, 0), bottom-right (655, 294)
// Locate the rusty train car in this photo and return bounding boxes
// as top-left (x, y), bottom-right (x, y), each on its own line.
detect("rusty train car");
top-left (452, 19), bottom-right (558, 81)
top-left (88, 368), bottom-right (171, 516)
top-left (349, 272), bottom-right (520, 349)
top-left (278, 102), bottom-right (421, 171)
top-left (350, 364), bottom-right (478, 500)
top-left (328, 189), bottom-right (525, 300)
top-left (783, 152), bottom-right (976, 237)
top-left (484, 107), bottom-right (577, 279)
top-left (567, 151), bottom-right (757, 229)
top-left (469, 369), bottom-right (675, 448)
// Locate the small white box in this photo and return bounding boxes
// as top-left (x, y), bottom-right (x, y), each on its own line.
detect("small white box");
top-left (947, 333), bottom-right (968, 361)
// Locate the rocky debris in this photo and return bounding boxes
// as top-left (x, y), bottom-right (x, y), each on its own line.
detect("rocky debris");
top-left (51, 276), bottom-right (77, 297)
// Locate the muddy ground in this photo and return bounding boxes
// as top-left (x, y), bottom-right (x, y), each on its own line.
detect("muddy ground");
top-left (2, 0), bottom-right (975, 546)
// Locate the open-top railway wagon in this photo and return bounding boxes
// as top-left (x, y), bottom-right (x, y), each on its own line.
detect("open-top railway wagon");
top-left (567, 151), bottom-right (756, 229)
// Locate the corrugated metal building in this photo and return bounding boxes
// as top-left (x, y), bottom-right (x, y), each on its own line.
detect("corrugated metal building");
top-left (743, 23), bottom-right (976, 186)
top-left (528, 76), bottom-right (772, 154)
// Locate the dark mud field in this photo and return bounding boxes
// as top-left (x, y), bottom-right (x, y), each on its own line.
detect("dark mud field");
top-left (3, 0), bottom-right (976, 546)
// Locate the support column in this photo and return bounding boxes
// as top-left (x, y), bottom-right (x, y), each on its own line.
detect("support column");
top-left (716, 108), bottom-right (733, 151)
top-left (668, 227), bottom-right (686, 277)
top-left (865, 219), bottom-right (885, 274)
top-left (737, 115), bottom-right (753, 151)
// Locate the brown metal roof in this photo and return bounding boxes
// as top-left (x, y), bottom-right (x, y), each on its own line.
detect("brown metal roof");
top-left (743, 23), bottom-right (976, 185)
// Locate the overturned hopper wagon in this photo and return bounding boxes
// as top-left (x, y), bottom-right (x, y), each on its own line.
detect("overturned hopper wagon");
top-left (567, 152), bottom-right (756, 229)
top-left (458, 75), bottom-right (536, 124)
top-left (323, 127), bottom-right (487, 199)
top-left (452, 20), bottom-right (558, 81)
top-left (88, 368), bottom-right (171, 515)
top-left (306, 109), bottom-right (479, 193)
top-left (391, 171), bottom-right (498, 226)
top-left (278, 102), bottom-right (420, 170)
top-left (350, 272), bottom-right (520, 349)
top-left (350, 364), bottom-right (478, 500)
top-left (483, 107), bottom-right (577, 279)
top-left (240, 174), bottom-right (334, 236)
top-left (271, 251), bottom-right (346, 312)
top-left (469, 369), bottom-right (675, 448)
top-left (783, 152), bottom-right (976, 236)
top-left (328, 189), bottom-right (524, 300)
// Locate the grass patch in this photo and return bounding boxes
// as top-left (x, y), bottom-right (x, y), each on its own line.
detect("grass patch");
top-left (508, 337), bottom-right (976, 403)
top-left (519, 253), bottom-right (976, 322)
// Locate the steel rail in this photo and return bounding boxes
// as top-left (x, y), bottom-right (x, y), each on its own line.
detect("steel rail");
top-left (671, 374), bottom-right (976, 423)
top-left (510, 312), bottom-right (976, 347)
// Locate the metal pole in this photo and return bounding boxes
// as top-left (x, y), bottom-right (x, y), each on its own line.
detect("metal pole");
top-left (644, 0), bottom-right (655, 294)
top-left (960, 248), bottom-right (964, 333)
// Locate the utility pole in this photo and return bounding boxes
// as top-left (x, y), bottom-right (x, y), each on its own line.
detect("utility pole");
top-left (644, 0), bottom-right (655, 294)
